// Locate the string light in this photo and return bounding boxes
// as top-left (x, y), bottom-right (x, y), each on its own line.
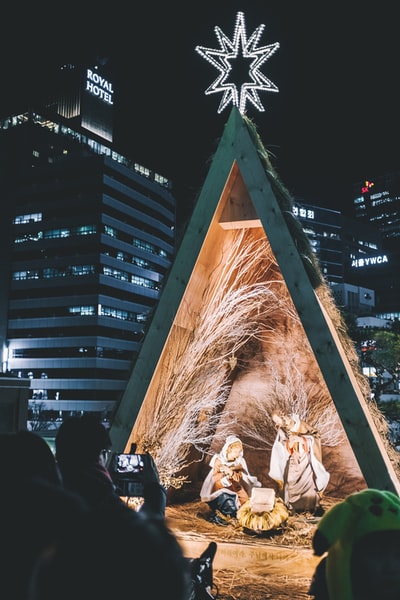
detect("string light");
top-left (195, 11), bottom-right (280, 115)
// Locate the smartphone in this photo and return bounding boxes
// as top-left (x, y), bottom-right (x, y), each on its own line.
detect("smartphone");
top-left (109, 452), bottom-right (152, 498)
top-left (115, 453), bottom-right (145, 474)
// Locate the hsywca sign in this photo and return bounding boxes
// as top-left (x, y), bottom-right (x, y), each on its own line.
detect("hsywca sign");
top-left (351, 255), bottom-right (389, 268)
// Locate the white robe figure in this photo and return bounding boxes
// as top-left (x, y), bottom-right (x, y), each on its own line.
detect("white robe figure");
top-left (269, 413), bottom-right (329, 513)
top-left (200, 435), bottom-right (261, 512)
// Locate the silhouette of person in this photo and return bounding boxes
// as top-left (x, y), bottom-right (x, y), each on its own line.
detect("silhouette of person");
top-left (55, 414), bottom-right (125, 511)
top-left (3, 429), bottom-right (62, 486)
top-left (29, 488), bottom-right (192, 600)
top-left (0, 431), bottom-right (88, 600)
top-left (308, 488), bottom-right (400, 600)
top-left (21, 420), bottom-right (193, 599)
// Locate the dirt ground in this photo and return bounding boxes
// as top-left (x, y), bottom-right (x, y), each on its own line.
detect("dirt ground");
top-left (166, 496), bottom-right (342, 600)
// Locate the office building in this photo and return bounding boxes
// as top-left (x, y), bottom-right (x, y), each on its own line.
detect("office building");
top-left (0, 59), bottom-right (176, 435)
top-left (353, 173), bottom-right (400, 248)
top-left (352, 174), bottom-right (400, 317)
top-left (292, 201), bottom-right (343, 283)
top-left (293, 199), bottom-right (383, 315)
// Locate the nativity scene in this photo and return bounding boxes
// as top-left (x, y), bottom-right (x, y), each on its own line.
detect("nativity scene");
top-left (110, 107), bottom-right (399, 509)
top-left (108, 11), bottom-right (400, 597)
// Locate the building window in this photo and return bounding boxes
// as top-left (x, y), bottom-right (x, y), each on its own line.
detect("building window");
top-left (13, 212), bottom-right (42, 224)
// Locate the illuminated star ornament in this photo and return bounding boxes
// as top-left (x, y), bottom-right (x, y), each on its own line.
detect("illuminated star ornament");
top-left (195, 12), bottom-right (280, 115)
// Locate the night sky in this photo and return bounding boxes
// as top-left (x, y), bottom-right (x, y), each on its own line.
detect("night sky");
top-left (2, 2), bottom-right (399, 224)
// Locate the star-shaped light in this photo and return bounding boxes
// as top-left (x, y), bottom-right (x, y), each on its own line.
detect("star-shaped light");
top-left (195, 12), bottom-right (280, 115)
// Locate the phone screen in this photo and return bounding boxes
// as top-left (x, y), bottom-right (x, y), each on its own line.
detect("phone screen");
top-left (115, 453), bottom-right (144, 474)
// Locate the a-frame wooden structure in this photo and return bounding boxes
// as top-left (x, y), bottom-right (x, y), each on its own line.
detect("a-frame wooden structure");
top-left (110, 107), bottom-right (400, 495)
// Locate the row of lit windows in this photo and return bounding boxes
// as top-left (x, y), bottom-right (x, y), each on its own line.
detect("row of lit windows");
top-left (68, 306), bottom-right (96, 316)
top-left (27, 411), bottom-right (112, 425)
top-left (103, 225), bottom-right (168, 258)
top-left (132, 236), bottom-right (167, 257)
top-left (13, 265), bottom-right (95, 280)
top-left (14, 224), bottom-right (96, 243)
top-left (12, 345), bottom-right (134, 359)
top-left (13, 212), bottom-right (43, 224)
top-left (9, 303), bottom-right (149, 325)
top-left (0, 112), bottom-right (171, 190)
top-left (354, 196), bottom-right (364, 206)
top-left (376, 312), bottom-right (400, 321)
top-left (14, 221), bottom-right (169, 261)
top-left (12, 265), bottom-right (160, 290)
top-left (57, 117), bottom-right (169, 187)
top-left (100, 305), bottom-right (148, 322)
top-left (102, 267), bottom-right (159, 289)
top-left (301, 225), bottom-right (341, 241)
top-left (371, 196), bottom-right (393, 208)
top-left (103, 249), bottom-right (157, 271)
top-left (357, 240), bottom-right (378, 250)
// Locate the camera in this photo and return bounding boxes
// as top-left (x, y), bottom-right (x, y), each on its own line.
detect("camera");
top-left (109, 450), bottom-right (159, 498)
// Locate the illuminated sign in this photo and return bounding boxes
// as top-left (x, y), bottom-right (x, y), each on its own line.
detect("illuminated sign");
top-left (293, 206), bottom-right (315, 220)
top-left (85, 69), bottom-right (114, 105)
top-left (361, 180), bottom-right (374, 194)
top-left (351, 255), bottom-right (388, 268)
top-left (370, 191), bottom-right (389, 200)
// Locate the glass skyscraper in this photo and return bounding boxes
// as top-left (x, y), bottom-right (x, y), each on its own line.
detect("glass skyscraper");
top-left (0, 60), bottom-right (176, 436)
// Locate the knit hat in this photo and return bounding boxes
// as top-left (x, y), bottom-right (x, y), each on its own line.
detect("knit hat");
top-left (312, 488), bottom-right (400, 599)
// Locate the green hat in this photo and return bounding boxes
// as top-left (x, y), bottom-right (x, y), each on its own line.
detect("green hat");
top-left (312, 488), bottom-right (400, 600)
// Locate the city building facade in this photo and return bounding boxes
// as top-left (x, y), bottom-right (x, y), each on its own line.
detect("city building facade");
top-left (0, 60), bottom-right (176, 435)
top-left (0, 59), bottom-right (398, 437)
top-left (292, 200), bottom-right (381, 315)
top-left (352, 173), bottom-right (400, 318)
top-left (292, 201), bottom-right (343, 284)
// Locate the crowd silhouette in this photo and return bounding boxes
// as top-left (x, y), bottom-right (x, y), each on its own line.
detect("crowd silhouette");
top-left (0, 417), bottom-right (191, 600)
top-left (3, 417), bottom-right (397, 600)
